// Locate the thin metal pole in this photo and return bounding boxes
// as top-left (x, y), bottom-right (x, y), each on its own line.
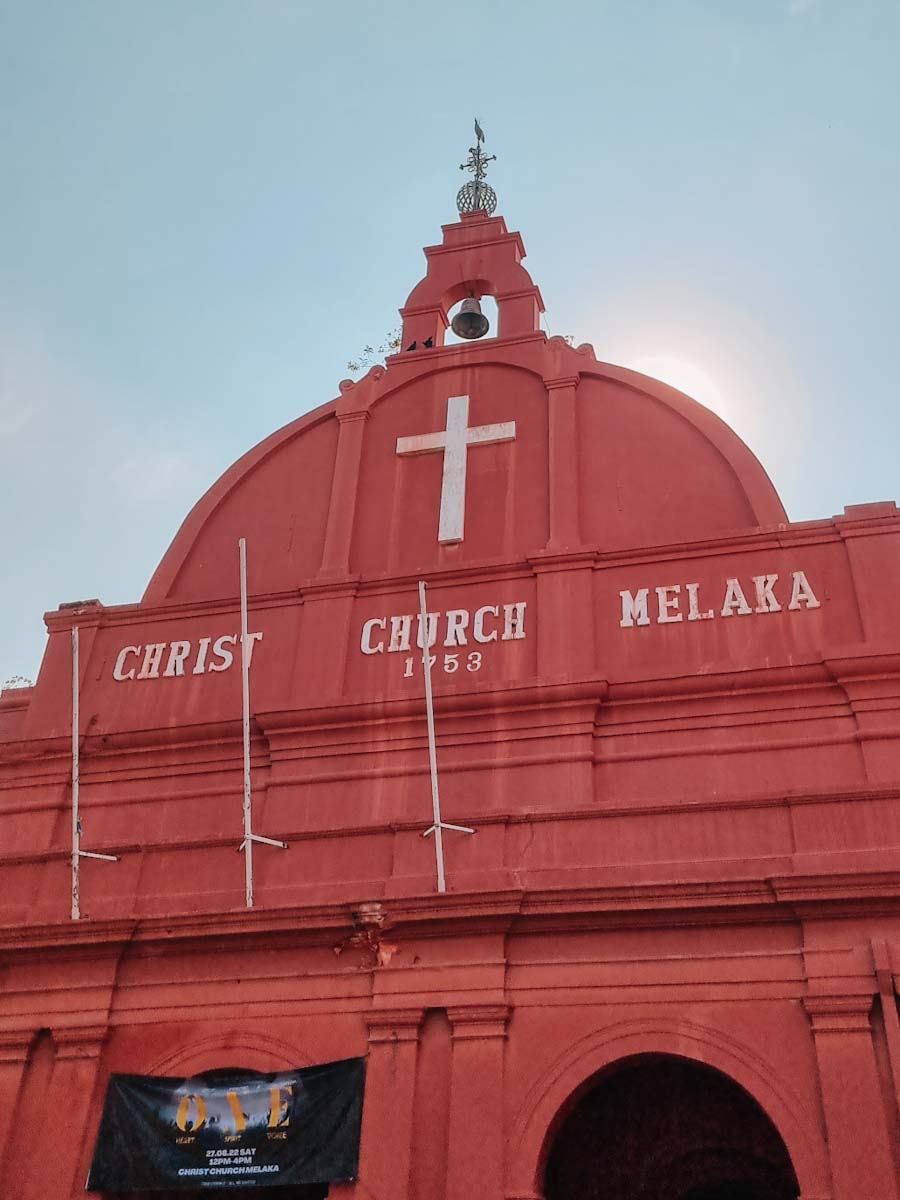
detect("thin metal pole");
top-left (71, 626), bottom-right (81, 920)
top-left (417, 581), bottom-right (473, 893)
top-left (70, 625), bottom-right (116, 921)
top-left (237, 538), bottom-right (286, 909)
top-left (239, 537), bottom-right (253, 908)
top-left (418, 581), bottom-right (446, 891)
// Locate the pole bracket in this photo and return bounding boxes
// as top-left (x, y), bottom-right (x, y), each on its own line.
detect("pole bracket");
top-left (239, 833), bottom-right (288, 852)
top-left (423, 821), bottom-right (475, 838)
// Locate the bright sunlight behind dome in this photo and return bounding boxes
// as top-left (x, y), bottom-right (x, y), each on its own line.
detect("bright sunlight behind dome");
top-left (624, 355), bottom-right (731, 425)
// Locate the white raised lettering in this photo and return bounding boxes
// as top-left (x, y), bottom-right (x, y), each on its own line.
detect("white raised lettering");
top-left (243, 631), bottom-right (263, 667)
top-left (656, 585), bottom-right (682, 624)
top-left (389, 615), bottom-right (412, 653)
top-left (502, 602), bottom-right (526, 640)
top-left (473, 605), bottom-right (499, 643)
top-left (361, 618), bottom-right (386, 655)
top-left (444, 609), bottom-right (469, 646)
top-left (208, 634), bottom-right (237, 673)
top-left (193, 636), bottom-right (211, 675)
top-left (137, 642), bottom-right (167, 679)
top-left (620, 589), bottom-right (650, 628)
top-left (753, 574), bottom-right (781, 613)
top-left (163, 640), bottom-right (192, 677)
top-left (788, 570), bottom-right (820, 610)
top-left (720, 578), bottom-right (752, 617)
top-left (686, 583), bottom-right (713, 621)
top-left (415, 612), bottom-right (438, 649)
top-left (113, 645), bottom-right (141, 681)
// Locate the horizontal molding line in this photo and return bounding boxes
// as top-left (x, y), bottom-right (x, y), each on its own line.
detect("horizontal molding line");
top-left (0, 754), bottom-right (593, 819)
top-left (269, 723), bottom-right (598, 757)
top-left (55, 591), bottom-right (310, 631)
top-left (594, 729), bottom-right (864, 765)
top-left (103, 999), bottom-right (372, 1026)
top-left (2, 723), bottom-right (896, 812)
top-left (3, 782), bottom-right (900, 851)
top-left (4, 949), bottom-right (812, 1003)
top-left (4, 955), bottom-right (811, 998)
top-left (596, 706), bottom-right (853, 734)
top-left (506, 983), bottom-right (809, 1003)
top-left (107, 978), bottom-right (807, 1011)
top-left (269, 751), bottom-right (595, 786)
top-left (100, 986), bottom-right (811, 1028)
top-left (508, 946), bottom-right (807, 967)
top-left (4, 675), bottom-right (898, 772)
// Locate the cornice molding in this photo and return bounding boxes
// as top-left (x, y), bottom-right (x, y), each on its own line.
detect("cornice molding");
top-left (52, 1023), bottom-right (110, 1059)
top-left (447, 1003), bottom-right (510, 1040)
top-left (0, 1030), bottom-right (34, 1063)
top-left (3, 860), bottom-right (900, 957)
top-left (364, 1008), bottom-right (424, 1043)
top-left (803, 994), bottom-right (875, 1033)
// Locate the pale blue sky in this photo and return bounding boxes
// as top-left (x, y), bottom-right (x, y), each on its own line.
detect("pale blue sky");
top-left (2, 0), bottom-right (898, 682)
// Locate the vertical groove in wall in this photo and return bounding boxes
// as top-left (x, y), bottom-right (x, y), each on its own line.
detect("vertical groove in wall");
top-left (4, 1030), bottom-right (55, 1188)
top-left (870, 996), bottom-right (900, 1180)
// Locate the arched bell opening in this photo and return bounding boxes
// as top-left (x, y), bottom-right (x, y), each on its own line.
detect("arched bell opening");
top-left (395, 205), bottom-right (545, 351)
top-left (542, 1054), bottom-right (799, 1200)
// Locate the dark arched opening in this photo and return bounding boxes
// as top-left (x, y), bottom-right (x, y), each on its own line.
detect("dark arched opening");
top-left (543, 1055), bottom-right (799, 1200)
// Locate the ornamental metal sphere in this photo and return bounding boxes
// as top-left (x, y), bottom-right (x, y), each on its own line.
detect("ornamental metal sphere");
top-left (456, 181), bottom-right (498, 216)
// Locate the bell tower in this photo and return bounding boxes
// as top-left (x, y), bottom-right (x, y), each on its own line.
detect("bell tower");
top-left (397, 122), bottom-right (545, 350)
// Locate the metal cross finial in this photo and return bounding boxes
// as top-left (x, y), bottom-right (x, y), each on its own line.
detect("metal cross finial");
top-left (460, 119), bottom-right (495, 183)
top-left (457, 119), bottom-right (498, 215)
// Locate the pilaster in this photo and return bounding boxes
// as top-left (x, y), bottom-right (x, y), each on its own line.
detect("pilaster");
top-left (528, 553), bottom-right (597, 680)
top-left (21, 1024), bottom-right (108, 1200)
top-left (355, 1009), bottom-right (423, 1200)
top-left (872, 939), bottom-right (900, 1130)
top-left (320, 408), bottom-right (370, 578)
top-left (446, 1004), bottom-right (510, 1200)
top-left (804, 994), bottom-right (900, 1200)
top-left (544, 376), bottom-right (581, 551)
top-left (0, 1032), bottom-right (33, 1174)
top-left (297, 576), bottom-right (360, 700)
top-left (835, 504), bottom-right (900, 644)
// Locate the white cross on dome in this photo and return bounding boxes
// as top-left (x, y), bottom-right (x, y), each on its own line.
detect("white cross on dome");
top-left (395, 395), bottom-right (516, 544)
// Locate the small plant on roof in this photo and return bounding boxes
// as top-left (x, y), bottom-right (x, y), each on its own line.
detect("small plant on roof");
top-left (346, 327), bottom-right (402, 375)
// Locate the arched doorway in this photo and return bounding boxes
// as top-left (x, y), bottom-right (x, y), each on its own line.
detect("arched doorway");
top-left (543, 1055), bottom-right (799, 1200)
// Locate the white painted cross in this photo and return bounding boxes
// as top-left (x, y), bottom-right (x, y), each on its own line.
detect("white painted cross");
top-left (395, 395), bottom-right (516, 544)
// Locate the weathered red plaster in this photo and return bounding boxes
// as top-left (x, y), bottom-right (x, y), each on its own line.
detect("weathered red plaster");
top-left (1, 210), bottom-right (899, 1199)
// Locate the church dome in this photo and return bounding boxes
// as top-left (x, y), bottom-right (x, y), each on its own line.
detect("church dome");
top-left (145, 212), bottom-right (785, 606)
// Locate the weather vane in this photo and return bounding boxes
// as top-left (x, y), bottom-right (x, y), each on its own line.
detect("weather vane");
top-left (457, 118), bottom-right (498, 215)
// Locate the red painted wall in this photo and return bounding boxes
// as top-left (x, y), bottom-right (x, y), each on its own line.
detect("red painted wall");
top-left (1, 212), bottom-right (899, 1200)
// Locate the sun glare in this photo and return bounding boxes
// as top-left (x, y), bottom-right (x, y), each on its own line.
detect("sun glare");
top-left (623, 354), bottom-right (731, 425)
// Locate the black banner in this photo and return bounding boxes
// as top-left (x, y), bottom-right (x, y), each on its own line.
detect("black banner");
top-left (87, 1057), bottom-right (365, 1191)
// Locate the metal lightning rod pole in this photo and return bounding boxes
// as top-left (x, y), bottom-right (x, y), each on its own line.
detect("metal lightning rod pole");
top-left (239, 537), bottom-right (254, 907)
top-left (71, 625), bottom-right (81, 919)
top-left (71, 626), bottom-right (117, 921)
top-left (418, 580), bottom-right (473, 893)
top-left (238, 538), bottom-right (286, 908)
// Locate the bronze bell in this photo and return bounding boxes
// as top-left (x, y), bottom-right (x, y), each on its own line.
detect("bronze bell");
top-left (451, 296), bottom-right (490, 340)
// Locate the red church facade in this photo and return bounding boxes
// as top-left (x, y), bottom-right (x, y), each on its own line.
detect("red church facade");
top-left (1, 196), bottom-right (900, 1199)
